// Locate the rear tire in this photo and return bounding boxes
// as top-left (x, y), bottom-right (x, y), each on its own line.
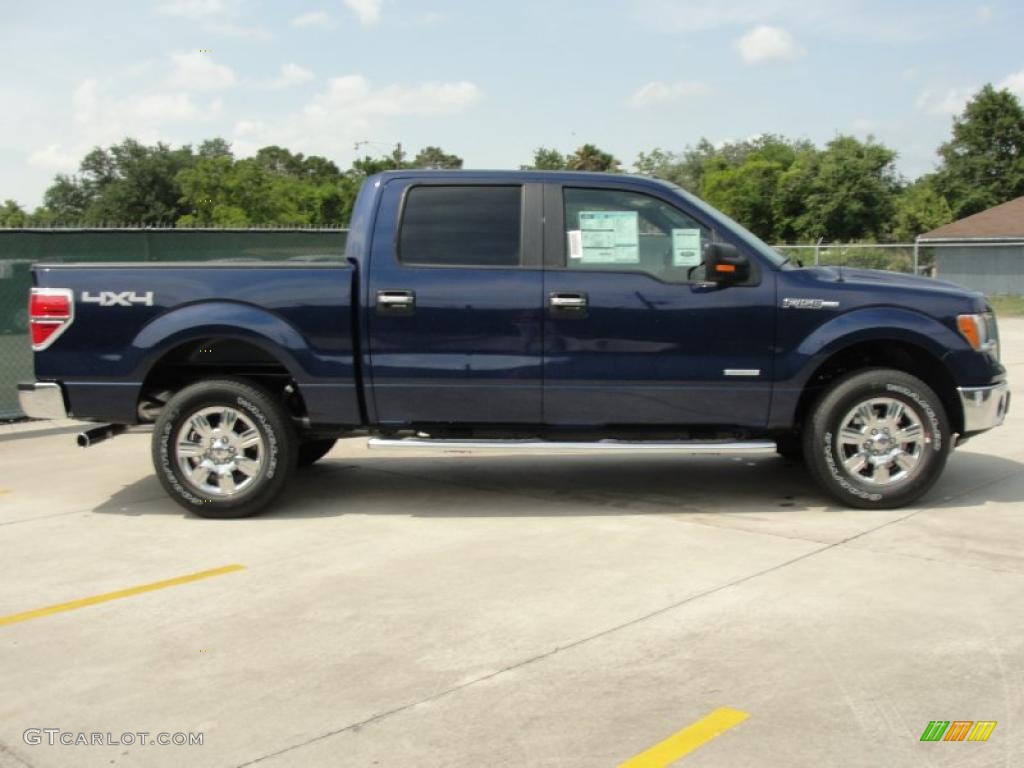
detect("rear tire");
top-left (298, 438), bottom-right (337, 468)
top-left (152, 377), bottom-right (298, 518)
top-left (802, 368), bottom-right (950, 509)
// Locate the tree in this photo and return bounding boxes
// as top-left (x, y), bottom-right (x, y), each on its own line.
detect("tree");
top-left (889, 178), bottom-right (953, 241)
top-left (933, 84), bottom-right (1024, 219)
top-left (0, 199), bottom-right (28, 227)
top-left (775, 136), bottom-right (898, 242)
top-left (521, 147), bottom-right (567, 170)
top-left (412, 146), bottom-right (463, 169)
top-left (198, 138), bottom-right (233, 160)
top-left (41, 174), bottom-right (94, 223)
top-left (47, 139), bottom-right (199, 225)
top-left (567, 143), bottom-right (620, 172)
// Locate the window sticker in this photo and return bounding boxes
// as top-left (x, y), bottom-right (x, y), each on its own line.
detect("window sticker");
top-left (671, 228), bottom-right (703, 267)
top-left (567, 230), bottom-right (583, 259)
top-left (577, 211), bottom-right (639, 263)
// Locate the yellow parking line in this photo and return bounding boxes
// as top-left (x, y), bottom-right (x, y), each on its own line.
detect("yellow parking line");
top-left (0, 564), bottom-right (245, 627)
top-left (619, 707), bottom-right (750, 768)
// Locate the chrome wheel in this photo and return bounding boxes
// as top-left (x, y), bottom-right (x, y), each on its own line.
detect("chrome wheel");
top-left (174, 406), bottom-right (264, 497)
top-left (835, 397), bottom-right (925, 486)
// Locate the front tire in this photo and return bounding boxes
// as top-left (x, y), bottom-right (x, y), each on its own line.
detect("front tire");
top-left (298, 438), bottom-right (337, 468)
top-left (803, 368), bottom-right (950, 509)
top-left (152, 377), bottom-right (298, 518)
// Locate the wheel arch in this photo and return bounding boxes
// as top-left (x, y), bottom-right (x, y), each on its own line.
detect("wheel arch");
top-left (791, 337), bottom-right (963, 436)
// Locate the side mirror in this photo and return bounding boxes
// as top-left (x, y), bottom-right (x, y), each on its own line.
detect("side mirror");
top-left (704, 242), bottom-right (749, 284)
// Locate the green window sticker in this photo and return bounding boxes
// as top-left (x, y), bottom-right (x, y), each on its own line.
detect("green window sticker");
top-left (672, 228), bottom-right (702, 267)
top-left (578, 211), bottom-right (639, 263)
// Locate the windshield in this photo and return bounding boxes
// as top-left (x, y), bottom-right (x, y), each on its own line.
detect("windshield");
top-left (663, 182), bottom-right (791, 268)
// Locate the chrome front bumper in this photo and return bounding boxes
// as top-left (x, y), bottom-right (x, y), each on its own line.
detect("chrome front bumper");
top-left (17, 382), bottom-right (69, 420)
top-left (958, 382), bottom-right (1010, 433)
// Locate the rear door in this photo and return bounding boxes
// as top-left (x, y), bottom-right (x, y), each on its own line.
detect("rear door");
top-left (367, 179), bottom-right (544, 427)
top-left (542, 182), bottom-right (776, 427)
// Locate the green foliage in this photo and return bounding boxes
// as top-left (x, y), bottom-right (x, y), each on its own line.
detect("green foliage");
top-left (775, 136), bottom-right (899, 242)
top-left (933, 84), bottom-right (1024, 219)
top-left (521, 147), bottom-right (568, 170)
top-left (567, 143), bottom-right (620, 172)
top-left (9, 85), bottom-right (1024, 238)
top-left (888, 178), bottom-right (953, 241)
top-left (0, 199), bottom-right (28, 227)
top-left (521, 144), bottom-right (621, 172)
top-left (412, 146), bottom-right (463, 169)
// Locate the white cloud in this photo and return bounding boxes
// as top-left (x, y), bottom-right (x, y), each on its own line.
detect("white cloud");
top-left (204, 22), bottom-right (271, 39)
top-left (851, 118), bottom-right (879, 135)
top-left (997, 71), bottom-right (1024, 100)
top-left (736, 25), bottom-right (804, 64)
top-left (166, 51), bottom-right (237, 91)
top-left (230, 75), bottom-right (480, 157)
top-left (977, 4), bottom-right (993, 23)
top-left (291, 10), bottom-right (329, 27)
top-left (29, 76), bottom-right (220, 176)
top-left (304, 76), bottom-right (479, 118)
top-left (628, 80), bottom-right (709, 108)
top-left (343, 0), bottom-right (382, 25)
top-left (155, 0), bottom-right (229, 18)
top-left (915, 87), bottom-right (975, 116)
top-left (28, 144), bottom-right (80, 173)
top-left (265, 63), bottom-right (315, 89)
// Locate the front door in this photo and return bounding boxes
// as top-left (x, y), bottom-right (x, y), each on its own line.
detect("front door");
top-left (542, 183), bottom-right (776, 428)
top-left (367, 181), bottom-right (544, 427)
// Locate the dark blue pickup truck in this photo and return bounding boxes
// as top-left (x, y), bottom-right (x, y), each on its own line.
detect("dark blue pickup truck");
top-left (19, 171), bottom-right (1009, 516)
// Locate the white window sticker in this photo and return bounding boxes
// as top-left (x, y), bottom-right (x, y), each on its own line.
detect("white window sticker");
top-left (577, 211), bottom-right (639, 263)
top-left (672, 228), bottom-right (703, 267)
top-left (567, 229), bottom-right (583, 259)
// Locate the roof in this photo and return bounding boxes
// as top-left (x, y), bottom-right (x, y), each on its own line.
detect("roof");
top-left (368, 169), bottom-right (676, 190)
top-left (920, 195), bottom-right (1024, 240)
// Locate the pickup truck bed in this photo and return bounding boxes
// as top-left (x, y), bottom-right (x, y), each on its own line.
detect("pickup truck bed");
top-left (30, 263), bottom-right (361, 427)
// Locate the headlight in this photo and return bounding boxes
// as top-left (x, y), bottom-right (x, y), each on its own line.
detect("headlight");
top-left (957, 312), bottom-right (999, 359)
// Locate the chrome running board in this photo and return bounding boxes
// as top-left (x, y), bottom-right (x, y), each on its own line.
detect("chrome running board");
top-left (367, 438), bottom-right (777, 455)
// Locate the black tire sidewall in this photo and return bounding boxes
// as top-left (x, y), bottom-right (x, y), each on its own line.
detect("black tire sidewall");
top-left (804, 369), bottom-right (950, 508)
top-left (152, 378), bottom-right (297, 518)
top-left (297, 438), bottom-right (337, 468)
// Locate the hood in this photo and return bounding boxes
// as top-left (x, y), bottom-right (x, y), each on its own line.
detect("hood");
top-left (804, 266), bottom-right (975, 296)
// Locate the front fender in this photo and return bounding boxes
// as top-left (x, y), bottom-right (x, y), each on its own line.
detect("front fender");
top-left (780, 307), bottom-right (968, 388)
top-left (768, 307), bottom-right (970, 430)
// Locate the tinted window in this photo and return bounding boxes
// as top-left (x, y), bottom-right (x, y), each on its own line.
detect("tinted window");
top-left (400, 186), bottom-right (522, 267)
top-left (563, 188), bottom-right (713, 283)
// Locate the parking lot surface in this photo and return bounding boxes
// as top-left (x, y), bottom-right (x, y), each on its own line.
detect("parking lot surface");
top-left (2, 320), bottom-right (1023, 767)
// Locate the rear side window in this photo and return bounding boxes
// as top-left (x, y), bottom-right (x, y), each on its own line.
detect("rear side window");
top-left (399, 185), bottom-right (522, 267)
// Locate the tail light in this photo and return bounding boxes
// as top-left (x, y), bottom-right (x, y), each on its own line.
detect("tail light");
top-left (29, 287), bottom-right (74, 350)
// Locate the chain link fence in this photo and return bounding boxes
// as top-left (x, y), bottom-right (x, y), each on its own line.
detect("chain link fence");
top-left (0, 228), bottom-right (348, 420)
top-left (772, 243), bottom-right (928, 274)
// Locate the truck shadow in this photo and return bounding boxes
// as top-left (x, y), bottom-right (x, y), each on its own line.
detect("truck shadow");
top-left (91, 449), bottom-right (1024, 519)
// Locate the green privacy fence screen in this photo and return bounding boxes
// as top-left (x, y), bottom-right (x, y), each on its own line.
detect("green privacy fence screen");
top-left (0, 229), bottom-right (348, 420)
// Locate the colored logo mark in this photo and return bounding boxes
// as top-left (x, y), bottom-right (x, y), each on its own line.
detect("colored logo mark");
top-left (920, 720), bottom-right (996, 742)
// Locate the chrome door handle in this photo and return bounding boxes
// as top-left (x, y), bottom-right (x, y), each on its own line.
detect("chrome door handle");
top-left (377, 290), bottom-right (415, 314)
top-left (548, 292), bottom-right (588, 318)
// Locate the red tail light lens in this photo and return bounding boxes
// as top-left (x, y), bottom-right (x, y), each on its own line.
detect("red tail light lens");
top-left (29, 288), bottom-right (74, 350)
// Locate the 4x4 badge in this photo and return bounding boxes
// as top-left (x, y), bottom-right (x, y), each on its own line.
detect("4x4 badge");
top-left (81, 291), bottom-right (154, 307)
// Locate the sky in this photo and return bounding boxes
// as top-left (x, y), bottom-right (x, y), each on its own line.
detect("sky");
top-left (1, 0), bottom-right (1022, 209)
